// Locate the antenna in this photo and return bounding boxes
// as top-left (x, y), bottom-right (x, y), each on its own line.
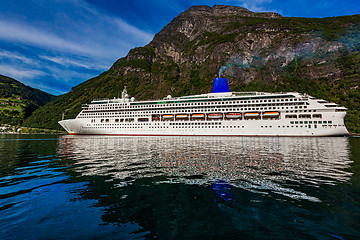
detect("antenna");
top-left (121, 86), bottom-right (128, 99)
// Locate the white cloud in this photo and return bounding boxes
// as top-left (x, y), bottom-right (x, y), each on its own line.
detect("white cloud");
top-left (0, 20), bottom-right (107, 59)
top-left (0, 51), bottom-right (37, 65)
top-left (0, 0), bottom-right (154, 61)
top-left (0, 0), bottom-right (156, 94)
top-left (229, 0), bottom-right (275, 12)
top-left (113, 18), bottom-right (154, 43)
top-left (0, 64), bottom-right (46, 80)
top-left (31, 84), bottom-right (66, 95)
top-left (0, 63), bottom-right (93, 95)
top-left (44, 65), bottom-right (95, 82)
top-left (40, 55), bottom-right (107, 70)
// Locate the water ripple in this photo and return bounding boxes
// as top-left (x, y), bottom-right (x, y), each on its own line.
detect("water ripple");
top-left (57, 136), bottom-right (352, 202)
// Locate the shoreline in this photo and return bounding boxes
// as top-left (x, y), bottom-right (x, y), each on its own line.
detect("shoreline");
top-left (0, 132), bottom-right (65, 135)
top-left (350, 133), bottom-right (360, 136)
top-left (1, 132), bottom-right (359, 136)
top-left (0, 125), bottom-right (65, 134)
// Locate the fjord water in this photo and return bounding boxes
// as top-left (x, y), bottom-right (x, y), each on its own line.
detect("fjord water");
top-left (0, 135), bottom-right (359, 239)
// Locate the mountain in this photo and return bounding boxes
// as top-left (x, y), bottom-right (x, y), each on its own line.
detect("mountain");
top-left (24, 5), bottom-right (360, 132)
top-left (0, 74), bottom-right (55, 125)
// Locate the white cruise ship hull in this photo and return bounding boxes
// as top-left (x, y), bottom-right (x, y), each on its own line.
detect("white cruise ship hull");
top-left (59, 116), bottom-right (348, 137)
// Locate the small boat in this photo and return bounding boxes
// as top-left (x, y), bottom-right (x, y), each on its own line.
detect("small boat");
top-left (208, 113), bottom-right (222, 119)
top-left (191, 113), bottom-right (205, 118)
top-left (226, 113), bottom-right (242, 119)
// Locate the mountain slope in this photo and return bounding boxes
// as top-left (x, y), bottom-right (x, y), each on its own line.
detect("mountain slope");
top-left (24, 5), bottom-right (360, 132)
top-left (0, 75), bottom-right (55, 125)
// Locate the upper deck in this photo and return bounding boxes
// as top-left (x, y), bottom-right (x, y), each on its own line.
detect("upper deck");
top-left (80, 77), bottom-right (346, 113)
top-left (87, 91), bottom-right (300, 107)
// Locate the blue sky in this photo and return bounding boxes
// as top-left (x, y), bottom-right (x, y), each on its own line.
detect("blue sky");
top-left (0, 0), bottom-right (359, 95)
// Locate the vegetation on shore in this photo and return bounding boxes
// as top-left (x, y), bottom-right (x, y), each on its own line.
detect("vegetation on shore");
top-left (0, 124), bottom-right (64, 134)
top-left (0, 75), bottom-right (55, 126)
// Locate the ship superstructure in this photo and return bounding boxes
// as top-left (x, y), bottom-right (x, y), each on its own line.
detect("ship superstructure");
top-left (59, 78), bottom-right (348, 136)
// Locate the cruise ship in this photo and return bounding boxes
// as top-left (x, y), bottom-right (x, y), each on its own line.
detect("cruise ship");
top-left (58, 77), bottom-right (349, 136)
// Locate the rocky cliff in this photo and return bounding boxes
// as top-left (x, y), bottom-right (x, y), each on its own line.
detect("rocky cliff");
top-left (24, 5), bottom-right (360, 132)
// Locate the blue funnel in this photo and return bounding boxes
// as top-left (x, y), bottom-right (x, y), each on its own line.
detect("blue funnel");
top-left (212, 77), bottom-right (230, 93)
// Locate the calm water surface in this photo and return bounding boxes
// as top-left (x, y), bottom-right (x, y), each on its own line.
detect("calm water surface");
top-left (0, 134), bottom-right (359, 239)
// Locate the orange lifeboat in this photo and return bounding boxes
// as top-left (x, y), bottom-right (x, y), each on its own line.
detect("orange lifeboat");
top-left (191, 113), bottom-right (205, 118)
top-left (207, 113), bottom-right (222, 119)
top-left (162, 114), bottom-right (174, 119)
top-left (244, 112), bottom-right (260, 118)
top-left (226, 113), bottom-right (242, 119)
top-left (176, 114), bottom-right (188, 119)
top-left (152, 115), bottom-right (160, 120)
top-left (263, 111), bottom-right (280, 117)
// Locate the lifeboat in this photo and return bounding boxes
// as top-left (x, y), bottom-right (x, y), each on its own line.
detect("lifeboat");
top-left (152, 115), bottom-right (160, 120)
top-left (226, 113), bottom-right (242, 119)
top-left (263, 111), bottom-right (280, 117)
top-left (191, 113), bottom-right (205, 118)
top-left (162, 114), bottom-right (174, 119)
top-left (176, 114), bottom-right (188, 119)
top-left (207, 113), bottom-right (222, 119)
top-left (138, 118), bottom-right (149, 122)
top-left (244, 112), bottom-right (260, 118)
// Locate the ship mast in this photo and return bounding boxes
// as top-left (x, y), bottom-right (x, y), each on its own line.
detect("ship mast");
top-left (121, 86), bottom-right (128, 99)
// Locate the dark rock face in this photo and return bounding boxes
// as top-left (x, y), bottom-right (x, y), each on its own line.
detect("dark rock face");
top-left (25, 5), bottom-right (360, 132)
top-left (179, 5), bottom-right (282, 19)
top-left (147, 5), bottom-right (352, 88)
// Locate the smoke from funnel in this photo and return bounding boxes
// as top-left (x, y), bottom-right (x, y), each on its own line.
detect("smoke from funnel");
top-left (218, 55), bottom-right (252, 77)
top-left (218, 66), bottom-right (227, 77)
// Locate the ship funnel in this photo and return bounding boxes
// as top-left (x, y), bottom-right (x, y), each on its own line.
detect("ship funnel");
top-left (212, 77), bottom-right (230, 93)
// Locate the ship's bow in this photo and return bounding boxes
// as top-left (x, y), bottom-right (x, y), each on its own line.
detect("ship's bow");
top-left (58, 119), bottom-right (81, 135)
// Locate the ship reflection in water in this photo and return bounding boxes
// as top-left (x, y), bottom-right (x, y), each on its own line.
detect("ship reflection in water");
top-left (59, 136), bottom-right (352, 203)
